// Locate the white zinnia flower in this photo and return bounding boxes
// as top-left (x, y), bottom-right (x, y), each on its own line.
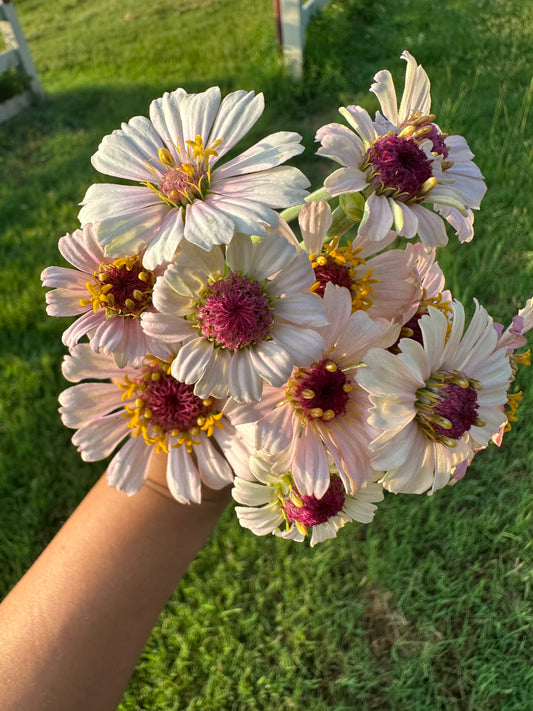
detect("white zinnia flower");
top-left (59, 345), bottom-right (250, 503)
top-left (316, 51), bottom-right (486, 248)
top-left (357, 301), bottom-right (512, 494)
top-left (141, 231), bottom-right (328, 403)
top-left (79, 86), bottom-right (309, 269)
top-left (232, 454), bottom-right (384, 547)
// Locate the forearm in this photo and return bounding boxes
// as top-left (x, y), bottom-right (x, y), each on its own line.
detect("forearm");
top-left (0, 465), bottom-right (230, 711)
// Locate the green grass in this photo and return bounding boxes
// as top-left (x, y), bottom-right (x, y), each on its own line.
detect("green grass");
top-left (1, 0), bottom-right (532, 709)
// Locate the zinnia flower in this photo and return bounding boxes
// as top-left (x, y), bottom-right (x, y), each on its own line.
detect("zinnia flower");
top-left (79, 86), bottom-right (309, 269)
top-left (59, 345), bottom-right (250, 503)
top-left (229, 283), bottom-right (400, 497)
top-left (357, 301), bottom-right (512, 494)
top-left (315, 52), bottom-right (486, 248)
top-left (141, 231), bottom-right (328, 403)
top-left (41, 223), bottom-right (167, 367)
top-left (232, 453), bottom-right (384, 546)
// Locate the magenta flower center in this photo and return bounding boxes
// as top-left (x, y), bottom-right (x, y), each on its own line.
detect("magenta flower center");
top-left (416, 370), bottom-right (481, 444)
top-left (364, 134), bottom-right (433, 200)
top-left (160, 164), bottom-right (207, 206)
top-left (418, 124), bottom-right (448, 158)
top-left (313, 257), bottom-right (353, 296)
top-left (141, 372), bottom-right (211, 432)
top-left (196, 273), bottom-right (274, 350)
top-left (283, 477), bottom-right (345, 527)
top-left (290, 359), bottom-right (350, 422)
top-left (87, 256), bottom-right (154, 317)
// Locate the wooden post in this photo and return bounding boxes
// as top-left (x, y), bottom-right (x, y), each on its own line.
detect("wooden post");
top-left (279, 0), bottom-right (331, 78)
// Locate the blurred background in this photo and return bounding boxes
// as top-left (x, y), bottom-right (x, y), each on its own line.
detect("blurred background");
top-left (0, 0), bottom-right (531, 708)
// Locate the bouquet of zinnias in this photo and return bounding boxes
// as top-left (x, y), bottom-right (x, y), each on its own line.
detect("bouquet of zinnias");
top-left (42, 52), bottom-right (531, 546)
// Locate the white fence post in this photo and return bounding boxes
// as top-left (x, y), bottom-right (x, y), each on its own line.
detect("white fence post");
top-left (279, 0), bottom-right (332, 78)
top-left (0, 0), bottom-right (44, 123)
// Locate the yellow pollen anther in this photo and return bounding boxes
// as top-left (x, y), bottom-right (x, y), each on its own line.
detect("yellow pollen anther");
top-left (197, 416), bottom-right (206, 426)
top-left (133, 289), bottom-right (145, 302)
top-left (473, 417), bottom-right (486, 427)
top-left (440, 436), bottom-right (458, 448)
top-left (190, 426), bottom-right (200, 436)
top-left (171, 429), bottom-right (181, 437)
top-left (325, 361), bottom-right (337, 372)
top-left (315, 256), bottom-right (328, 266)
top-left (135, 398), bottom-right (144, 408)
top-left (151, 371), bottom-right (161, 381)
top-left (421, 177), bottom-right (438, 193)
top-left (398, 124), bottom-right (416, 138)
top-left (124, 298), bottom-right (135, 310)
top-left (309, 407), bottom-right (324, 418)
top-left (343, 383), bottom-right (352, 393)
top-left (138, 271), bottom-right (150, 282)
top-left (158, 147), bottom-right (174, 167)
top-left (322, 409), bottom-right (336, 421)
top-left (301, 389), bottom-right (315, 399)
top-left (143, 409), bottom-right (152, 419)
top-left (432, 415), bottom-right (453, 429)
top-left (202, 398), bottom-right (212, 407)
top-left (469, 378), bottom-right (483, 391)
top-left (413, 125), bottom-right (433, 138)
top-left (450, 375), bottom-right (470, 388)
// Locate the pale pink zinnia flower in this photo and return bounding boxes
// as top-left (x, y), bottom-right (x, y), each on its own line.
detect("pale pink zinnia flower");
top-left (316, 52), bottom-right (486, 248)
top-left (41, 223), bottom-right (167, 368)
top-left (357, 301), bottom-right (512, 495)
top-left (79, 86), bottom-right (309, 269)
top-left (232, 454), bottom-right (384, 546)
top-left (229, 283), bottom-right (400, 498)
top-left (59, 345), bottom-right (251, 503)
top-left (141, 231), bottom-right (328, 403)
top-left (291, 200), bottom-right (418, 320)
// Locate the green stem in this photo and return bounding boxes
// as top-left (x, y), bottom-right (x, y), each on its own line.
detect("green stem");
top-left (279, 186), bottom-right (332, 223)
top-left (325, 206), bottom-right (356, 239)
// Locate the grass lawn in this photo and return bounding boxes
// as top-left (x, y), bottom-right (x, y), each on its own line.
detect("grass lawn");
top-left (0, 0), bottom-right (532, 708)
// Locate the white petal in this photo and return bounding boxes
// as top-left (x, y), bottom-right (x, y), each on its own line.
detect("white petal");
top-left (358, 193), bottom-right (394, 241)
top-left (228, 349), bottom-right (263, 403)
top-left (106, 438), bottom-right (152, 494)
top-left (79, 183), bottom-right (161, 225)
top-left (167, 444), bottom-right (201, 504)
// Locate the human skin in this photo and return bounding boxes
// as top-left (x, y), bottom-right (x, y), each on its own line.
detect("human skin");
top-left (0, 453), bottom-right (231, 711)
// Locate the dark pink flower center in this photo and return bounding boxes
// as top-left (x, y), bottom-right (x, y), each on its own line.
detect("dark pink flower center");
top-left (283, 477), bottom-right (345, 527)
top-left (140, 371), bottom-right (211, 432)
top-left (196, 273), bottom-right (273, 350)
top-left (160, 165), bottom-right (207, 205)
top-left (313, 257), bottom-right (353, 296)
top-left (90, 256), bottom-right (154, 317)
top-left (417, 124), bottom-right (448, 158)
top-left (416, 371), bottom-right (481, 444)
top-left (365, 134), bottom-right (433, 200)
top-left (291, 359), bottom-right (350, 422)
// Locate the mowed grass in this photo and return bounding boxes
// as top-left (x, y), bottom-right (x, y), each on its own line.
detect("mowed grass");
top-left (0, 0), bottom-right (532, 709)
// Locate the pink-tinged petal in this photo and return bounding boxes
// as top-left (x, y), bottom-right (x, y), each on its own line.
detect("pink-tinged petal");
top-left (250, 341), bottom-right (296, 388)
top-left (209, 90), bottom-right (264, 160)
top-left (41, 265), bottom-right (88, 291)
top-left (265, 250), bottom-right (316, 297)
top-left (78, 184), bottom-right (161, 225)
top-left (62, 310), bottom-right (104, 349)
top-left (390, 199), bottom-right (419, 238)
top-left (370, 68), bottom-right (399, 125)
top-left (255, 402), bottom-right (294, 453)
top-left (319, 283), bottom-right (352, 342)
top-left (435, 205), bottom-right (474, 243)
top-left (367, 393), bottom-right (417, 432)
top-left (165, 243), bottom-right (224, 298)
top-left (141, 311), bottom-right (193, 343)
top-left (95, 205), bottom-right (170, 259)
top-left (193, 347), bottom-right (232, 399)
top-left (228, 349), bottom-right (263, 403)
top-left (415, 307), bottom-right (448, 371)
top-left (273, 293), bottom-right (328, 327)
top-left (324, 166), bottom-right (368, 196)
top-left (172, 338), bottom-right (214, 384)
top-left (247, 232), bottom-right (297, 281)
top-left (382, 435), bottom-right (435, 494)
top-left (214, 131), bottom-right (304, 177)
top-left (151, 277), bottom-right (194, 316)
top-left (213, 166), bottom-right (309, 206)
top-left (316, 124), bottom-right (366, 166)
top-left (91, 315), bottom-right (125, 355)
top-left (445, 135), bottom-right (475, 162)
top-left (106, 438), bottom-right (152, 494)
top-left (270, 324), bottom-right (325, 367)
top-left (359, 347), bottom-right (425, 395)
top-left (148, 88), bottom-right (187, 160)
top-left (371, 422), bottom-right (419, 472)
top-left (183, 200), bottom-right (235, 250)
top-left (206, 194), bottom-right (274, 235)
top-left (45, 288), bottom-right (88, 317)
top-left (409, 204), bottom-right (448, 248)
top-left (299, 201), bottom-right (332, 255)
top-left (339, 105), bottom-right (378, 145)
top-left (213, 423), bottom-right (253, 480)
top-left (176, 86), bottom-right (221, 147)
top-left (58, 382), bottom-right (122, 428)
top-left (353, 229), bottom-right (397, 259)
top-left (440, 302), bottom-right (466, 365)
top-left (291, 427), bottom-right (330, 498)
top-left (61, 344), bottom-right (137, 383)
top-left (396, 338), bottom-right (431, 383)
top-left (91, 115), bottom-right (164, 182)
top-left (398, 51), bottom-right (431, 124)
top-left (196, 436), bottom-right (234, 488)
top-left (113, 318), bottom-right (149, 369)
top-left (469, 406), bottom-right (507, 448)
top-left (71, 411), bottom-right (130, 461)
top-left (143, 209), bottom-right (184, 270)
top-left (358, 193), bottom-right (394, 241)
top-left (57, 225), bottom-right (104, 272)
top-left (235, 503), bottom-right (285, 535)
top-left (167, 444), bottom-right (201, 504)
top-left (225, 232), bottom-right (256, 274)
top-left (232, 478), bottom-right (276, 506)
